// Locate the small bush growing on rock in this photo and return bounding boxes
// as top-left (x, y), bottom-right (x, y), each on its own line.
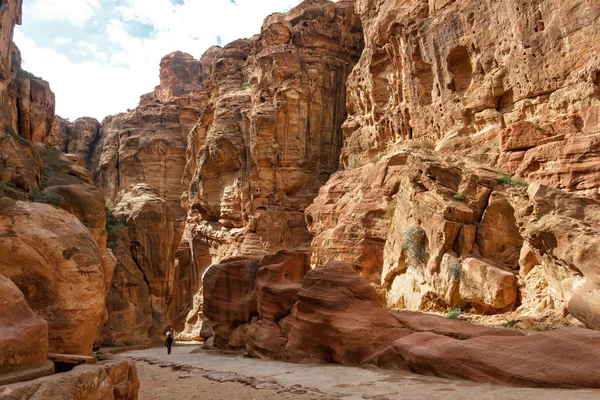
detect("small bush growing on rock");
top-left (497, 175), bottom-right (528, 187)
top-left (407, 138), bottom-right (435, 150)
top-left (511, 177), bottom-right (528, 187)
top-left (453, 193), bottom-right (465, 201)
top-left (496, 175), bottom-right (512, 185)
top-left (105, 206), bottom-right (127, 245)
top-left (447, 263), bottom-right (462, 280)
top-left (240, 80), bottom-right (250, 90)
top-left (447, 309), bottom-right (463, 320)
top-left (501, 319), bottom-right (518, 328)
top-left (402, 225), bottom-right (427, 266)
top-left (31, 187), bottom-right (62, 205)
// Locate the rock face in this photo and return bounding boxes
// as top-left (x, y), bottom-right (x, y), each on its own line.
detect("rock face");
top-left (202, 255), bottom-right (600, 388)
top-left (0, 274), bottom-right (48, 374)
top-left (0, 0), bottom-right (22, 132)
top-left (182, 0), bottom-right (363, 269)
top-left (307, 146), bottom-right (600, 326)
top-left (0, 198), bottom-right (115, 355)
top-left (92, 51), bottom-right (205, 217)
top-left (345, 0), bottom-right (600, 200)
top-left (16, 72), bottom-right (55, 143)
top-left (0, 358), bottom-right (139, 400)
top-left (99, 184), bottom-right (184, 344)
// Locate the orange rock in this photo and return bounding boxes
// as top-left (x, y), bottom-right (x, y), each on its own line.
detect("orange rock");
top-left (0, 274), bottom-right (48, 374)
top-left (0, 198), bottom-right (115, 355)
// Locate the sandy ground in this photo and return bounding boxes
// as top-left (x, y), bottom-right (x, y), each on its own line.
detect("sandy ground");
top-left (136, 362), bottom-right (319, 400)
top-left (125, 344), bottom-right (600, 400)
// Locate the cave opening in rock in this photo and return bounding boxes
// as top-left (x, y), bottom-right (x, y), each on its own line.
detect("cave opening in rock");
top-left (447, 46), bottom-right (473, 96)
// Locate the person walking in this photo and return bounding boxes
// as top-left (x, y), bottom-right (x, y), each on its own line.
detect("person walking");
top-left (165, 333), bottom-right (174, 355)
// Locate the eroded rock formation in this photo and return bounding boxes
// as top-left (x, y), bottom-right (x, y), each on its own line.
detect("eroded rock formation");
top-left (344, 0), bottom-right (600, 201)
top-left (202, 255), bottom-right (600, 388)
top-left (0, 274), bottom-right (48, 375)
top-left (0, 197), bottom-right (115, 355)
top-left (98, 184), bottom-right (184, 344)
top-left (182, 0), bottom-right (363, 265)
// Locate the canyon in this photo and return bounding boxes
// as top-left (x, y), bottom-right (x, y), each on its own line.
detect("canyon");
top-left (1, 0), bottom-right (600, 397)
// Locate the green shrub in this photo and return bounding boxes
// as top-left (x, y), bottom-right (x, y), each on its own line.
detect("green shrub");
top-left (501, 319), bottom-right (518, 328)
top-left (240, 80), bottom-right (250, 90)
top-left (496, 175), bottom-right (512, 185)
top-left (447, 309), bottom-right (463, 320)
top-left (31, 187), bottom-right (61, 205)
top-left (511, 177), bottom-right (528, 187)
top-left (19, 68), bottom-right (43, 81)
top-left (349, 158), bottom-right (365, 169)
top-left (105, 206), bottom-right (127, 245)
top-left (497, 175), bottom-right (528, 187)
top-left (453, 193), bottom-right (465, 201)
top-left (447, 263), bottom-right (462, 280)
top-left (402, 225), bottom-right (426, 266)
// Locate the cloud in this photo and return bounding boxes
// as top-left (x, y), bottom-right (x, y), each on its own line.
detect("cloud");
top-left (53, 36), bottom-right (72, 45)
top-left (24, 0), bottom-right (100, 26)
top-left (14, 0), bottom-right (303, 120)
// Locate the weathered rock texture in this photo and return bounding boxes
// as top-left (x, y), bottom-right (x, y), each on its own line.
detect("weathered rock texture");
top-left (182, 0), bottom-right (363, 269)
top-left (0, 198), bottom-right (115, 355)
top-left (0, 0), bottom-right (22, 133)
top-left (308, 147), bottom-right (600, 327)
top-left (202, 255), bottom-right (600, 388)
top-left (92, 51), bottom-right (206, 217)
top-left (0, 357), bottom-right (139, 400)
top-left (344, 0), bottom-right (600, 201)
top-left (0, 274), bottom-right (48, 375)
top-left (98, 184), bottom-right (184, 345)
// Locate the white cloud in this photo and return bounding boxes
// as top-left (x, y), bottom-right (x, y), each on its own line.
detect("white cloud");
top-left (25, 0), bottom-right (100, 26)
top-left (14, 0), bottom-right (303, 120)
top-left (53, 36), bottom-right (72, 45)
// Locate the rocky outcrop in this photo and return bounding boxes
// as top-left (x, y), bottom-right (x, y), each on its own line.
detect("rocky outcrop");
top-left (0, 129), bottom-right (42, 191)
top-left (0, 357), bottom-right (139, 400)
top-left (16, 72), bottom-right (55, 143)
top-left (99, 184), bottom-right (184, 345)
top-left (202, 255), bottom-right (600, 388)
top-left (307, 146), bottom-right (600, 328)
top-left (0, 0), bottom-right (22, 132)
top-left (92, 51), bottom-right (205, 217)
top-left (0, 274), bottom-right (48, 375)
top-left (182, 0), bottom-right (363, 279)
top-left (343, 0), bottom-right (600, 200)
top-left (0, 197), bottom-right (115, 355)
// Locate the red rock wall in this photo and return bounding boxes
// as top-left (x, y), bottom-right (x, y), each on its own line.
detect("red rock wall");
top-left (182, 0), bottom-right (363, 269)
top-left (344, 0), bottom-right (600, 200)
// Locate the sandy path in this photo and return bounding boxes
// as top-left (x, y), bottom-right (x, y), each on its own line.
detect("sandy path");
top-left (124, 344), bottom-right (600, 400)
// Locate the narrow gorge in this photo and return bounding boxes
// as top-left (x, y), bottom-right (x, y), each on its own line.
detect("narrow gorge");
top-left (1, 0), bottom-right (600, 397)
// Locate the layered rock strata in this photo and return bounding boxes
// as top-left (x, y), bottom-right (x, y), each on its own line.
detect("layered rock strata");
top-left (202, 255), bottom-right (600, 388)
top-left (0, 358), bottom-right (139, 400)
top-left (98, 184), bottom-right (184, 344)
top-left (344, 0), bottom-right (600, 200)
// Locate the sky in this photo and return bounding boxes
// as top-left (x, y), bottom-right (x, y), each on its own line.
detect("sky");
top-left (14, 0), bottom-right (303, 121)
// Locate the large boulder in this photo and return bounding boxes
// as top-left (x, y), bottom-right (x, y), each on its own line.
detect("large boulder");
top-left (394, 328), bottom-right (600, 388)
top-left (0, 274), bottom-right (48, 374)
top-left (0, 198), bottom-right (115, 355)
top-left (282, 261), bottom-right (410, 366)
